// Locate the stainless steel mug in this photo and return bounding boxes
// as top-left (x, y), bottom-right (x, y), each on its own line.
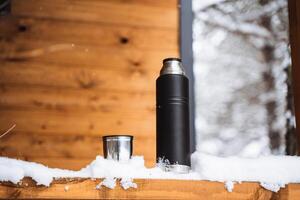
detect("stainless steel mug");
top-left (102, 135), bottom-right (133, 161)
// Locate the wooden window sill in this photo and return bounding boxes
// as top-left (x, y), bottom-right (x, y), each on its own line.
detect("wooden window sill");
top-left (0, 178), bottom-right (299, 199)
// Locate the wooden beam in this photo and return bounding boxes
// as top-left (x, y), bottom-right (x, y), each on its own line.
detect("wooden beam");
top-left (0, 178), bottom-right (299, 199)
top-left (0, 42), bottom-right (176, 73)
top-left (0, 16), bottom-right (178, 51)
top-left (0, 132), bottom-right (156, 169)
top-left (0, 109), bottom-right (155, 135)
top-left (0, 85), bottom-right (154, 113)
top-left (11, 0), bottom-right (178, 29)
top-left (0, 61), bottom-right (158, 92)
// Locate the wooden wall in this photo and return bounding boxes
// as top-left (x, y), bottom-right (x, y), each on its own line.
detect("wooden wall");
top-left (0, 0), bottom-right (179, 169)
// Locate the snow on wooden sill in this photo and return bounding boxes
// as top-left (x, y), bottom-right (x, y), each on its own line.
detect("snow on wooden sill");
top-left (0, 178), bottom-right (299, 200)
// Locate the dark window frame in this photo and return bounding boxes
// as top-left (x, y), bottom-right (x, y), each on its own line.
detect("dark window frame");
top-left (180, 0), bottom-right (300, 154)
top-left (288, 0), bottom-right (300, 154)
top-left (180, 0), bottom-right (196, 154)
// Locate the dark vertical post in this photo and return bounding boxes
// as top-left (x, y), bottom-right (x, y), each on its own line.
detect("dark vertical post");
top-left (179, 0), bottom-right (196, 154)
top-left (288, 0), bottom-right (300, 154)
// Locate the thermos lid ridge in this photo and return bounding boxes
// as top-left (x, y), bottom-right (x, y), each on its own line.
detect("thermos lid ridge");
top-left (163, 57), bottom-right (182, 63)
top-left (160, 57), bottom-right (185, 76)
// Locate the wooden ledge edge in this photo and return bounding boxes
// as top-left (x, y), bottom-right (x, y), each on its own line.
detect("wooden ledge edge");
top-left (0, 178), bottom-right (299, 199)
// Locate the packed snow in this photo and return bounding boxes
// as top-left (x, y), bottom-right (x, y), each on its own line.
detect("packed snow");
top-left (1, 153), bottom-right (300, 192)
top-left (96, 177), bottom-right (117, 190)
top-left (120, 178), bottom-right (138, 190)
top-left (224, 181), bottom-right (235, 192)
top-left (191, 152), bottom-right (300, 192)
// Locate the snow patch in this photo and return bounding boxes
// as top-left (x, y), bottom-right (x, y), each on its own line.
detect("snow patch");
top-left (224, 181), bottom-right (235, 192)
top-left (96, 177), bottom-right (116, 189)
top-left (191, 152), bottom-right (300, 187)
top-left (120, 178), bottom-right (138, 190)
top-left (1, 153), bottom-right (300, 193)
top-left (260, 182), bottom-right (285, 192)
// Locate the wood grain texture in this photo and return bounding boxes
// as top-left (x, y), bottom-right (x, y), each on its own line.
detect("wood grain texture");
top-left (0, 132), bottom-right (155, 168)
top-left (0, 16), bottom-right (178, 51)
top-left (17, 158), bottom-right (95, 171)
top-left (0, 0), bottom-right (179, 168)
top-left (0, 61), bottom-right (158, 92)
top-left (0, 42), bottom-right (176, 72)
top-left (0, 85), bottom-right (154, 113)
top-left (11, 0), bottom-right (178, 28)
top-left (0, 178), bottom-right (299, 199)
top-left (0, 109), bottom-right (154, 135)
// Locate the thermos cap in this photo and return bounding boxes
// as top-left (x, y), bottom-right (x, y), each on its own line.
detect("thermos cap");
top-left (160, 57), bottom-right (185, 76)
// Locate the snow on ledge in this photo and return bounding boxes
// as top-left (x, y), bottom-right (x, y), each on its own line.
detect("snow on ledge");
top-left (191, 152), bottom-right (300, 192)
top-left (1, 152), bottom-right (300, 192)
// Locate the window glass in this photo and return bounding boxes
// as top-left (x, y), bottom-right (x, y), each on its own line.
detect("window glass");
top-left (192, 0), bottom-right (294, 156)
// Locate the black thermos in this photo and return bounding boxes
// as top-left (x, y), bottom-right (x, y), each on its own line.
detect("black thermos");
top-left (156, 58), bottom-right (190, 173)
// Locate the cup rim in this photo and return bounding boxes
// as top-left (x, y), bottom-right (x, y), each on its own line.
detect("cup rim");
top-left (102, 135), bottom-right (133, 141)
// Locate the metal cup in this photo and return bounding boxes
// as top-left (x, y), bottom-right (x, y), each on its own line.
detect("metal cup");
top-left (102, 135), bottom-right (133, 161)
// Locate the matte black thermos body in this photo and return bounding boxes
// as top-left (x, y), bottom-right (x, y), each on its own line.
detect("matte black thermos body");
top-left (156, 58), bottom-right (190, 173)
